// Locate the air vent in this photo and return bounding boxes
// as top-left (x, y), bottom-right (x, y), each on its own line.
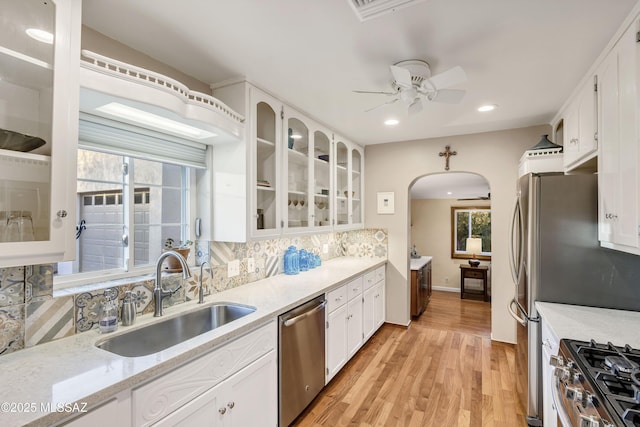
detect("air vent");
top-left (347, 0), bottom-right (426, 22)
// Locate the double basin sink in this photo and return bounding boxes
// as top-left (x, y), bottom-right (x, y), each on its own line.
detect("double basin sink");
top-left (96, 303), bottom-right (256, 357)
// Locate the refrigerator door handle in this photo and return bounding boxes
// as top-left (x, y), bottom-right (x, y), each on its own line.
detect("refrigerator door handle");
top-left (508, 298), bottom-right (527, 327)
top-left (508, 195), bottom-right (524, 284)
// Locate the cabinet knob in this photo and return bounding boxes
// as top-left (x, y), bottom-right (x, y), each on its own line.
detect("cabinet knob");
top-left (227, 401), bottom-right (235, 409)
top-left (219, 407), bottom-right (227, 415)
top-left (56, 210), bottom-right (68, 218)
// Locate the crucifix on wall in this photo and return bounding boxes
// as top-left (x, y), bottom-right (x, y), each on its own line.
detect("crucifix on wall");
top-left (439, 145), bottom-right (457, 171)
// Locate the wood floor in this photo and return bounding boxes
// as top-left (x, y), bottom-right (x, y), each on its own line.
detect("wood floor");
top-left (292, 290), bottom-right (527, 427)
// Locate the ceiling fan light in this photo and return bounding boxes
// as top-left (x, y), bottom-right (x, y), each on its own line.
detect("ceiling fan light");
top-left (477, 104), bottom-right (497, 112)
top-left (384, 119), bottom-right (399, 126)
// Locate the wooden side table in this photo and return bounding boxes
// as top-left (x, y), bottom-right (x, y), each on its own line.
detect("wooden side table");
top-left (459, 265), bottom-right (489, 301)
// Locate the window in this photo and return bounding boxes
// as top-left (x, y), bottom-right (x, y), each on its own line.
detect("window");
top-left (55, 149), bottom-right (192, 284)
top-left (451, 206), bottom-right (491, 260)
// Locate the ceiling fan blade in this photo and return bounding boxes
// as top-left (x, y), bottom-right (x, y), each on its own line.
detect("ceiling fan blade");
top-left (353, 90), bottom-right (397, 95)
top-left (390, 65), bottom-right (413, 89)
top-left (365, 97), bottom-right (399, 112)
top-left (407, 98), bottom-right (423, 115)
top-left (424, 66), bottom-right (467, 90)
top-left (430, 89), bottom-right (466, 104)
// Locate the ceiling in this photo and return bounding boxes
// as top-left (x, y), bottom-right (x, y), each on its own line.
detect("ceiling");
top-left (410, 172), bottom-right (489, 200)
top-left (81, 0), bottom-right (638, 145)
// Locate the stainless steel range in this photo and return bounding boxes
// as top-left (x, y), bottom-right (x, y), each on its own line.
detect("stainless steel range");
top-left (551, 339), bottom-right (640, 427)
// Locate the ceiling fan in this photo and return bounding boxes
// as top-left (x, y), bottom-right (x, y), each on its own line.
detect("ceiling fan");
top-left (355, 59), bottom-right (467, 115)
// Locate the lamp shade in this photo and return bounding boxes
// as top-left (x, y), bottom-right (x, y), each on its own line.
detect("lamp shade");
top-left (466, 237), bottom-right (482, 255)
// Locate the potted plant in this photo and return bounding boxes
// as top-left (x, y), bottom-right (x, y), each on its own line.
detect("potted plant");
top-left (163, 238), bottom-right (193, 272)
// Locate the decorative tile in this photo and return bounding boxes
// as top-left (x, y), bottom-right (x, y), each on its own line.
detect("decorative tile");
top-left (25, 264), bottom-right (54, 303)
top-left (263, 239), bottom-right (279, 256)
top-left (75, 288), bottom-right (118, 333)
top-left (0, 267), bottom-right (25, 307)
top-left (129, 281), bottom-right (154, 315)
top-left (195, 240), bottom-right (210, 266)
top-left (211, 242), bottom-right (235, 266)
top-left (0, 305), bottom-right (24, 355)
top-left (265, 256), bottom-right (279, 278)
top-left (25, 296), bottom-right (74, 347)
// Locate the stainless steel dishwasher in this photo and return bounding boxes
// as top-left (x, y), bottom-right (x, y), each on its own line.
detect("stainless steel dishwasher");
top-left (279, 295), bottom-right (326, 426)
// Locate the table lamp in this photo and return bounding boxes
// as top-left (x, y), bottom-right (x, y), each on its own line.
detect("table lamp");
top-left (466, 237), bottom-right (482, 267)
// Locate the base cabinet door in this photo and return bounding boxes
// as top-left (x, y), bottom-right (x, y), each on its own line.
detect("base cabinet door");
top-left (363, 286), bottom-right (375, 340)
top-left (226, 351), bottom-right (277, 427)
top-left (346, 296), bottom-right (363, 359)
top-left (153, 382), bottom-right (225, 427)
top-left (326, 303), bottom-right (348, 382)
top-left (373, 281), bottom-right (385, 329)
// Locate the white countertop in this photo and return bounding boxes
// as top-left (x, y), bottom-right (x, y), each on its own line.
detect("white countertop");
top-left (410, 255), bottom-right (432, 270)
top-left (535, 302), bottom-right (640, 348)
top-left (0, 257), bottom-right (385, 427)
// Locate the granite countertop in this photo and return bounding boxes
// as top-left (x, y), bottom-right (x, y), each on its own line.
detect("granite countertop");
top-left (535, 302), bottom-right (640, 348)
top-left (0, 257), bottom-right (385, 427)
top-left (410, 255), bottom-right (432, 271)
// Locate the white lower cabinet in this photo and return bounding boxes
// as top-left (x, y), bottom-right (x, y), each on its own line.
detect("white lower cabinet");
top-left (326, 265), bottom-right (385, 383)
top-left (60, 391), bottom-right (131, 427)
top-left (154, 351), bottom-right (277, 427)
top-left (541, 317), bottom-right (559, 427)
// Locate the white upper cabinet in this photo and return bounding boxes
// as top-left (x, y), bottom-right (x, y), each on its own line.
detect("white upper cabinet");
top-left (335, 137), bottom-right (364, 230)
top-left (562, 75), bottom-right (598, 171)
top-left (212, 82), bottom-right (364, 240)
top-left (0, 0), bottom-right (81, 267)
top-left (597, 18), bottom-right (639, 253)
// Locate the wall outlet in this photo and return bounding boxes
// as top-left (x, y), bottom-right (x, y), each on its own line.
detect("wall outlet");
top-left (322, 243), bottom-right (329, 254)
top-left (247, 257), bottom-right (255, 273)
top-left (228, 259), bottom-right (240, 278)
top-left (445, 277), bottom-right (449, 283)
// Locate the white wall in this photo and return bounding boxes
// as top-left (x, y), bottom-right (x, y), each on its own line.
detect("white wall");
top-left (411, 198), bottom-right (490, 291)
top-left (365, 124), bottom-right (550, 343)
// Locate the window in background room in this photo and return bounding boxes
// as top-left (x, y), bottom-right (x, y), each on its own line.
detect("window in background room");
top-left (451, 206), bottom-right (491, 260)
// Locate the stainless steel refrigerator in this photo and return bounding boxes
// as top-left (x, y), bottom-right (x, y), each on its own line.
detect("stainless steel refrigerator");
top-left (507, 172), bottom-right (640, 426)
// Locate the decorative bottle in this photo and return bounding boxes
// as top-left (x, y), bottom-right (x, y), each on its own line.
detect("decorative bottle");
top-left (299, 249), bottom-right (309, 271)
top-left (121, 291), bottom-right (136, 326)
top-left (284, 246), bottom-right (299, 275)
top-left (99, 297), bottom-right (118, 333)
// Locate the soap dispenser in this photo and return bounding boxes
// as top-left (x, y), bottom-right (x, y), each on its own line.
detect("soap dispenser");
top-left (410, 245), bottom-right (419, 259)
top-left (121, 291), bottom-right (136, 326)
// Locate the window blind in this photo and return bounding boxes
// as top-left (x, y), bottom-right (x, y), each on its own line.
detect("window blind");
top-left (78, 113), bottom-right (207, 169)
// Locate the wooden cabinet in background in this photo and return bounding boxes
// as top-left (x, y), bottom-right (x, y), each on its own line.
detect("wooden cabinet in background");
top-left (411, 259), bottom-right (431, 317)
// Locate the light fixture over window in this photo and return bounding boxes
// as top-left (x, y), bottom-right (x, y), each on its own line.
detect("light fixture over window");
top-left (26, 28), bottom-right (54, 44)
top-left (95, 102), bottom-right (217, 139)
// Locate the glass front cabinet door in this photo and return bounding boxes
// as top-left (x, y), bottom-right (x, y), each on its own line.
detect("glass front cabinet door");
top-left (335, 137), bottom-right (364, 230)
top-left (0, 0), bottom-right (80, 267)
top-left (283, 108), bottom-right (310, 232)
top-left (252, 90), bottom-right (282, 237)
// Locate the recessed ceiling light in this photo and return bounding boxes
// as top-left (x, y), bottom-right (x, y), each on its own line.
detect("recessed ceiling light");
top-left (291, 134), bottom-right (302, 140)
top-left (477, 104), bottom-right (497, 112)
top-left (447, 191), bottom-right (452, 195)
top-left (26, 28), bottom-right (54, 44)
top-left (384, 119), bottom-right (399, 126)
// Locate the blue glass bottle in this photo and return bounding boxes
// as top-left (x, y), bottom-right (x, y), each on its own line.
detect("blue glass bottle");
top-left (299, 249), bottom-right (309, 272)
top-left (284, 246), bottom-right (299, 275)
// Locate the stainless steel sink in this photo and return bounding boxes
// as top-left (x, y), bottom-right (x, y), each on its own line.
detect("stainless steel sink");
top-left (96, 303), bottom-right (256, 357)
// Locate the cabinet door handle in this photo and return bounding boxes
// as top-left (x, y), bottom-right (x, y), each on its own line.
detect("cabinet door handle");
top-left (57, 210), bottom-right (68, 218)
top-left (227, 401), bottom-right (235, 409)
top-left (219, 407), bottom-right (227, 415)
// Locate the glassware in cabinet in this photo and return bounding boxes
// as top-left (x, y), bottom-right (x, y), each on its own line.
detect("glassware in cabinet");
top-left (313, 130), bottom-right (331, 228)
top-left (285, 115), bottom-right (309, 230)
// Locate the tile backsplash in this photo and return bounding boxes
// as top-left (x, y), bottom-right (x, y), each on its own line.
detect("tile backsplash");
top-left (0, 229), bottom-right (387, 357)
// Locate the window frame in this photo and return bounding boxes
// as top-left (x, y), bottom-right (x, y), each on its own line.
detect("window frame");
top-left (54, 152), bottom-right (196, 291)
top-left (450, 206), bottom-right (491, 261)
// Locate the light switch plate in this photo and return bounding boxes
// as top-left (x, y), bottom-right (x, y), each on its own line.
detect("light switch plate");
top-left (228, 259), bottom-right (240, 277)
top-left (322, 244), bottom-right (329, 254)
top-left (247, 257), bottom-right (255, 273)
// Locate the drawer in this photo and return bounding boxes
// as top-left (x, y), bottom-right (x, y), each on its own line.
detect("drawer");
top-left (347, 276), bottom-right (363, 301)
top-left (327, 284), bottom-right (347, 312)
top-left (363, 270), bottom-right (376, 290)
top-left (133, 320), bottom-right (276, 427)
top-left (375, 265), bottom-right (385, 283)
top-left (464, 270), bottom-right (485, 279)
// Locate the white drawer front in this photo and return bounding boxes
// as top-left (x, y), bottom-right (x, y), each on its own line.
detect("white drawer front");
top-left (132, 320), bottom-right (276, 427)
top-left (347, 277), bottom-right (363, 301)
top-left (363, 271), bottom-right (376, 290)
top-left (375, 265), bottom-right (385, 283)
top-left (326, 285), bottom-right (347, 313)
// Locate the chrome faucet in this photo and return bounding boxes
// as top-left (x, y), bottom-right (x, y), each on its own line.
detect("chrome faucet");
top-left (198, 261), bottom-right (211, 304)
top-left (154, 250), bottom-right (191, 317)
